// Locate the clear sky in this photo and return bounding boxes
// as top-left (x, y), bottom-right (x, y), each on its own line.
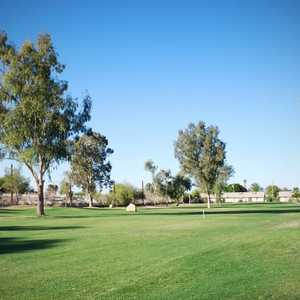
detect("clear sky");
top-left (0, 0), bottom-right (300, 190)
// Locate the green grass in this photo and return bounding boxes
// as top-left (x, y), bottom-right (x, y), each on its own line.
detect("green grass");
top-left (1, 203), bottom-right (300, 300)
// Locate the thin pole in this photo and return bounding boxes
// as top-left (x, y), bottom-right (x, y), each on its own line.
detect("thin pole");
top-left (10, 164), bottom-right (13, 204)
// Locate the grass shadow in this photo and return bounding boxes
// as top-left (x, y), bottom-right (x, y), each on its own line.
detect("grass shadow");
top-left (0, 237), bottom-right (66, 255)
top-left (141, 208), bottom-right (300, 216)
top-left (0, 225), bottom-right (85, 231)
top-left (0, 209), bottom-right (26, 214)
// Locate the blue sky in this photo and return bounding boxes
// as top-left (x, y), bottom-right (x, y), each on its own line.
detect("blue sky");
top-left (0, 0), bottom-right (300, 190)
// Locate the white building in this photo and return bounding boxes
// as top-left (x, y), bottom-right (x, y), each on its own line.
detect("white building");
top-left (278, 191), bottom-right (292, 202)
top-left (223, 192), bottom-right (265, 203)
top-left (198, 191), bottom-right (295, 203)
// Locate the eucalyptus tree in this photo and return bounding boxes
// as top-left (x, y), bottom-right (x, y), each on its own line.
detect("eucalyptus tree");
top-left (0, 32), bottom-right (91, 215)
top-left (174, 121), bottom-right (226, 208)
top-left (70, 131), bottom-right (113, 207)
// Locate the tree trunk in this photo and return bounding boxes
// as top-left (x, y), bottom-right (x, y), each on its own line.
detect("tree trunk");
top-left (69, 193), bottom-right (73, 207)
top-left (87, 193), bottom-right (93, 207)
top-left (207, 191), bottom-right (211, 209)
top-left (69, 186), bottom-right (73, 207)
top-left (37, 180), bottom-right (45, 216)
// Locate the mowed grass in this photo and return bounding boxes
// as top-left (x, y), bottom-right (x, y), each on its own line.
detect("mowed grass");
top-left (1, 203), bottom-right (300, 300)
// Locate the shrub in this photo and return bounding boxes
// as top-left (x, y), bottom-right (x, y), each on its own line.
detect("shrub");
top-left (110, 183), bottom-right (135, 206)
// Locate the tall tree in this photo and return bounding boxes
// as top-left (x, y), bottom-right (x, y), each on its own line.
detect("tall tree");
top-left (71, 131), bottom-right (113, 207)
top-left (0, 32), bottom-right (91, 216)
top-left (174, 121), bottom-right (226, 208)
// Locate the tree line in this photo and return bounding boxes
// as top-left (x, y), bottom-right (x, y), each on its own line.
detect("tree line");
top-left (1, 32), bottom-right (300, 214)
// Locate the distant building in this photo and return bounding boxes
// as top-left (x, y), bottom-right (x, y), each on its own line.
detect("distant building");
top-left (223, 192), bottom-right (265, 203)
top-left (199, 191), bottom-right (294, 203)
top-left (278, 191), bottom-right (292, 202)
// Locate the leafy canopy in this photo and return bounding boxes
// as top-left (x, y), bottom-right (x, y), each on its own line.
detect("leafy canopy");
top-left (225, 183), bottom-right (247, 192)
top-left (174, 121), bottom-right (226, 196)
top-left (0, 167), bottom-right (31, 194)
top-left (0, 32), bottom-right (91, 184)
top-left (71, 131), bottom-right (113, 194)
top-left (249, 183), bottom-right (263, 192)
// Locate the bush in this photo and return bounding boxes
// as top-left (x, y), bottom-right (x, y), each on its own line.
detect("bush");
top-left (110, 183), bottom-right (135, 206)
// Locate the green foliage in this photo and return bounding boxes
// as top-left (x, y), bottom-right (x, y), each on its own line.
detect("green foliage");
top-left (154, 169), bottom-right (173, 198)
top-left (225, 183), bottom-right (247, 192)
top-left (291, 187), bottom-right (300, 202)
top-left (190, 189), bottom-right (202, 202)
top-left (249, 183), bottom-right (263, 192)
top-left (213, 164), bottom-right (234, 203)
top-left (0, 32), bottom-right (91, 215)
top-left (265, 185), bottom-right (280, 202)
top-left (174, 121), bottom-right (226, 207)
top-left (0, 167), bottom-right (31, 194)
top-left (110, 183), bottom-right (135, 206)
top-left (71, 131), bottom-right (113, 207)
top-left (167, 174), bottom-right (192, 204)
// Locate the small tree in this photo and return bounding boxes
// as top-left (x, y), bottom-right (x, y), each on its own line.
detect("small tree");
top-left (265, 185), bottom-right (280, 202)
top-left (291, 187), bottom-right (300, 202)
top-left (168, 174), bottom-right (192, 206)
top-left (1, 167), bottom-right (31, 197)
top-left (60, 171), bottom-right (74, 207)
top-left (0, 32), bottom-right (91, 216)
top-left (249, 183), bottom-right (263, 192)
top-left (174, 121), bottom-right (226, 208)
top-left (71, 131), bottom-right (113, 207)
top-left (110, 183), bottom-right (135, 206)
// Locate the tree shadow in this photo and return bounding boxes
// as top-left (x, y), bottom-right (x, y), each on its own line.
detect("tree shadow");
top-left (141, 208), bottom-right (300, 216)
top-left (53, 214), bottom-right (128, 219)
top-left (0, 209), bottom-right (26, 214)
top-left (0, 237), bottom-right (66, 255)
top-left (0, 225), bottom-right (85, 231)
top-left (181, 203), bottom-right (300, 209)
